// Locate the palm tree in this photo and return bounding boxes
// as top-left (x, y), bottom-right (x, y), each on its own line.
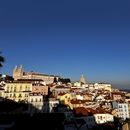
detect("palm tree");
top-left (0, 52), bottom-right (5, 68)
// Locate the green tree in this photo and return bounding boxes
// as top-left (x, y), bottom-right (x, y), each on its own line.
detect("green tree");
top-left (58, 78), bottom-right (71, 84)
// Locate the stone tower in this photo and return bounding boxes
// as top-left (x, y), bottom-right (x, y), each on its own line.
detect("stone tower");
top-left (13, 65), bottom-right (24, 80)
top-left (79, 74), bottom-right (86, 84)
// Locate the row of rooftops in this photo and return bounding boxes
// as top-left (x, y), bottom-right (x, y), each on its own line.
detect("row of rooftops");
top-left (74, 107), bottom-right (111, 116)
top-left (23, 71), bottom-right (60, 77)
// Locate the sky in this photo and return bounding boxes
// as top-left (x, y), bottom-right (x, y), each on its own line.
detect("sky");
top-left (0, 0), bottom-right (130, 89)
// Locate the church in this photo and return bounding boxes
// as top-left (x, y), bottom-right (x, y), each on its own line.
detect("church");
top-left (13, 65), bottom-right (60, 84)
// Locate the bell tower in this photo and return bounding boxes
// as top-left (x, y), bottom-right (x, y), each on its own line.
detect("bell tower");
top-left (79, 74), bottom-right (86, 84)
top-left (13, 65), bottom-right (24, 80)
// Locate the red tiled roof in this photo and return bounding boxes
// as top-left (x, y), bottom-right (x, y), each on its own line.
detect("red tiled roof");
top-left (74, 107), bottom-right (89, 116)
top-left (58, 92), bottom-right (66, 96)
top-left (95, 107), bottom-right (110, 114)
top-left (111, 92), bottom-right (125, 96)
top-left (0, 88), bottom-right (4, 90)
top-left (74, 107), bottom-right (96, 116)
top-left (70, 99), bottom-right (86, 104)
top-left (17, 79), bottom-right (43, 81)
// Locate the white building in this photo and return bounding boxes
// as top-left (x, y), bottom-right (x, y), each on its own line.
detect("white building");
top-left (93, 113), bottom-right (114, 124)
top-left (112, 102), bottom-right (129, 120)
top-left (74, 81), bottom-right (81, 87)
top-left (94, 83), bottom-right (112, 92)
top-left (48, 99), bottom-right (59, 112)
top-left (28, 93), bottom-right (44, 113)
top-left (77, 113), bottom-right (114, 129)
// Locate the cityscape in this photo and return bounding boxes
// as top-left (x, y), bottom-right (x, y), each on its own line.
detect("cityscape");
top-left (0, 0), bottom-right (130, 130)
top-left (0, 64), bottom-right (130, 130)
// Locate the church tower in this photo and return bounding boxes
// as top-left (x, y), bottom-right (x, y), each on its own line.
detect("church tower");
top-left (13, 65), bottom-right (24, 80)
top-left (79, 74), bottom-right (86, 84)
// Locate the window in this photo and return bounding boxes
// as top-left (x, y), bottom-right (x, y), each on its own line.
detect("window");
top-left (25, 86), bottom-right (28, 91)
top-left (25, 94), bottom-right (28, 97)
top-left (19, 94), bottom-right (22, 98)
top-left (14, 87), bottom-right (16, 92)
top-left (119, 105), bottom-right (122, 108)
top-left (20, 86), bottom-right (22, 91)
top-left (11, 87), bottom-right (13, 92)
top-left (7, 86), bottom-right (9, 92)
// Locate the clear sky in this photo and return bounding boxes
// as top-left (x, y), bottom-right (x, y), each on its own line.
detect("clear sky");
top-left (0, 0), bottom-right (130, 89)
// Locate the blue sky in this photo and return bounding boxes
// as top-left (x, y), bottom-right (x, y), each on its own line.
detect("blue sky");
top-left (0, 0), bottom-right (130, 88)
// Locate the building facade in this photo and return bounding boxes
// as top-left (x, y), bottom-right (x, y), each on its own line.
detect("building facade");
top-left (32, 84), bottom-right (48, 96)
top-left (112, 101), bottom-right (129, 120)
top-left (4, 82), bottom-right (32, 102)
top-left (13, 65), bottom-right (59, 84)
top-left (28, 93), bottom-right (44, 113)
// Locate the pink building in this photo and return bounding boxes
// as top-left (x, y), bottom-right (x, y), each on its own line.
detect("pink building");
top-left (32, 83), bottom-right (48, 95)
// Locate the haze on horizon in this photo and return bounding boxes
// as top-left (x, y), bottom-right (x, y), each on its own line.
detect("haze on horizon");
top-left (0, 0), bottom-right (130, 89)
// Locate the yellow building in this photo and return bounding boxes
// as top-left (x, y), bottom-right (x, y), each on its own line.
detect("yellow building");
top-left (4, 82), bottom-right (32, 102)
top-left (57, 93), bottom-right (73, 105)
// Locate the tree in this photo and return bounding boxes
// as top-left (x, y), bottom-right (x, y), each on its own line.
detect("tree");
top-left (58, 78), bottom-right (71, 84)
top-left (53, 77), bottom-right (58, 83)
top-left (0, 52), bottom-right (5, 68)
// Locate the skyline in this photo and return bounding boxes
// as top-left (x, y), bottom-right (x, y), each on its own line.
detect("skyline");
top-left (0, 0), bottom-right (130, 89)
